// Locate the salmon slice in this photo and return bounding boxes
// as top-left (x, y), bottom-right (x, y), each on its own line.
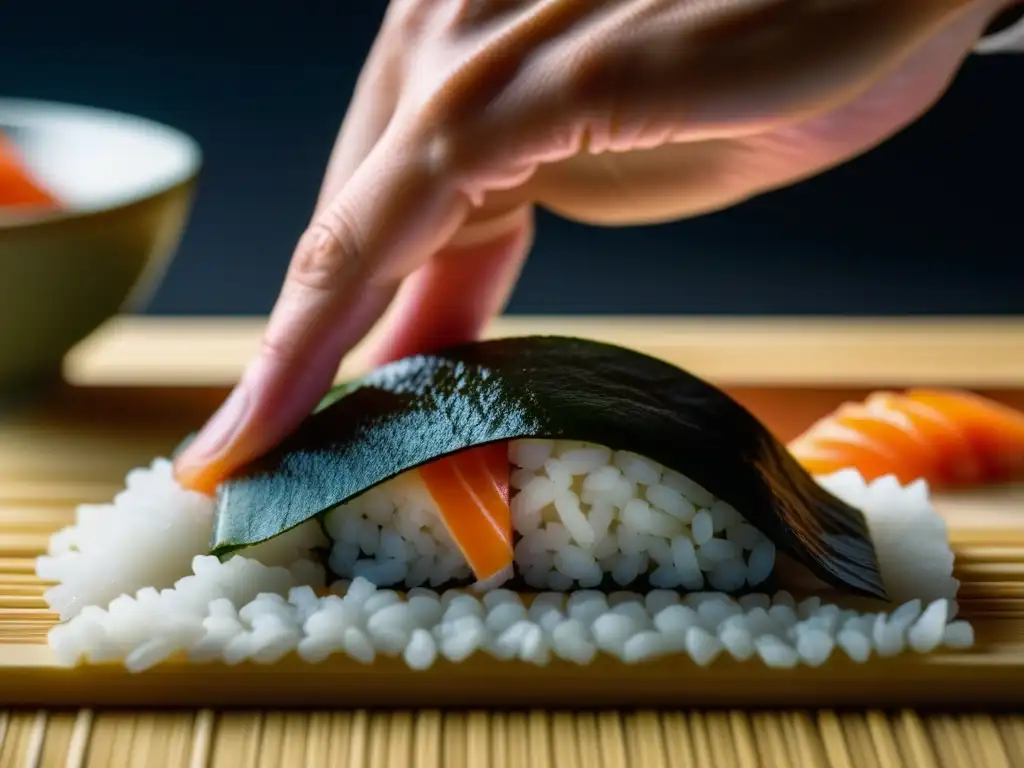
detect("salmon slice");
top-left (788, 401), bottom-right (933, 486)
top-left (906, 389), bottom-right (1024, 484)
top-left (418, 442), bottom-right (513, 587)
top-left (874, 391), bottom-right (980, 485)
top-left (0, 133), bottom-right (59, 209)
top-left (788, 389), bottom-right (1024, 489)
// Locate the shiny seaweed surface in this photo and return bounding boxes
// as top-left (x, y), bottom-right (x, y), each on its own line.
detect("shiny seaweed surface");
top-left (210, 336), bottom-right (887, 599)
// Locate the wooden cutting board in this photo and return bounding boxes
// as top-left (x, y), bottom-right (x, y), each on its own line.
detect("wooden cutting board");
top-left (1, 316), bottom-right (1023, 709)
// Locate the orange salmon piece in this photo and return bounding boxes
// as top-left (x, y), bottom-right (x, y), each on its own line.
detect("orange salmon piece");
top-left (875, 391), bottom-right (981, 486)
top-left (0, 133), bottom-right (59, 208)
top-left (788, 399), bottom-right (935, 485)
top-left (418, 443), bottom-right (513, 587)
top-left (906, 389), bottom-right (1024, 484)
top-left (789, 388), bottom-right (1024, 489)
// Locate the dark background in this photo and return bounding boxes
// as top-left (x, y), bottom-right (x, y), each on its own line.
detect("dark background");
top-left (2, 3), bottom-right (1021, 315)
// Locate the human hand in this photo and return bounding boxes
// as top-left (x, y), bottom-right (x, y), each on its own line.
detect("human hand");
top-left (175, 0), bottom-right (1016, 493)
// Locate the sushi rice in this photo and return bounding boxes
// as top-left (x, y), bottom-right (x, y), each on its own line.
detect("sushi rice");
top-left (37, 440), bottom-right (971, 673)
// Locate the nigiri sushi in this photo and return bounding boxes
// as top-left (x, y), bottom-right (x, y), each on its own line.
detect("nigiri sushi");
top-left (788, 389), bottom-right (1024, 489)
top-left (37, 337), bottom-right (968, 673)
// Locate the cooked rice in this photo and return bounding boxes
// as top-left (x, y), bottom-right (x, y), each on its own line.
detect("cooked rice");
top-left (37, 440), bottom-right (966, 672)
top-left (323, 440), bottom-right (778, 593)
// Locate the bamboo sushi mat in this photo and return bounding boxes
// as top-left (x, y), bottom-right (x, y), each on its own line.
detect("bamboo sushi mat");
top-left (5, 315), bottom-right (1024, 767)
top-left (5, 708), bottom-right (1024, 768)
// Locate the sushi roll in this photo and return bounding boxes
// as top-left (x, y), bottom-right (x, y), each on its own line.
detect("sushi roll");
top-left (208, 337), bottom-right (887, 600)
top-left (37, 337), bottom-right (968, 672)
top-left (323, 439), bottom-right (800, 595)
top-left (789, 389), bottom-right (1024, 488)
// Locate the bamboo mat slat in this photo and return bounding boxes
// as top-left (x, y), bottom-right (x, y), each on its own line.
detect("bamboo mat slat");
top-left (0, 708), bottom-right (1023, 768)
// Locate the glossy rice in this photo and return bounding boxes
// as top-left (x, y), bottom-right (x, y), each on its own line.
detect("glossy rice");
top-left (323, 439), bottom-right (777, 593)
top-left (36, 441), bottom-right (966, 672)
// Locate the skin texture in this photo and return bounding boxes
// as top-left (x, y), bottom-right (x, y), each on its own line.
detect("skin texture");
top-left (175, 0), bottom-right (1019, 494)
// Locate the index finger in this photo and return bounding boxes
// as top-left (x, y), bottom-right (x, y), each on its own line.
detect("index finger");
top-left (175, 128), bottom-right (470, 493)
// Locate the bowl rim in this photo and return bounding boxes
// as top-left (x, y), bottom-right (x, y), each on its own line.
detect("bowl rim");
top-left (0, 97), bottom-right (203, 232)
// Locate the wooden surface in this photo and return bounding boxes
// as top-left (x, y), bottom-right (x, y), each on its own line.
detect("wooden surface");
top-left (3, 316), bottom-right (1024, 764)
top-left (64, 315), bottom-right (1024, 387)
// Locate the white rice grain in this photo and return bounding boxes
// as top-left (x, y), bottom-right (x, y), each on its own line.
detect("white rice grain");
top-left (645, 484), bottom-right (696, 523)
top-left (614, 452), bottom-right (663, 487)
top-left (559, 447), bottom-right (613, 475)
top-left (509, 440), bottom-right (553, 471)
top-left (756, 636), bottom-right (800, 669)
top-left (553, 491), bottom-right (596, 548)
top-left (745, 541), bottom-right (776, 586)
top-left (403, 628), bottom-right (438, 670)
top-left (942, 621), bottom-right (975, 649)
top-left (518, 623), bottom-right (551, 665)
top-left (684, 627), bottom-right (723, 667)
top-left (661, 470), bottom-right (716, 508)
top-left (690, 510), bottom-right (714, 546)
top-left (908, 599), bottom-right (949, 653)
top-left (552, 619), bottom-right (598, 665)
top-left (837, 629), bottom-right (873, 663)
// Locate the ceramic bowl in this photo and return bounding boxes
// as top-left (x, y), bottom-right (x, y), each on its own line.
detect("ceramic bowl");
top-left (0, 98), bottom-right (201, 396)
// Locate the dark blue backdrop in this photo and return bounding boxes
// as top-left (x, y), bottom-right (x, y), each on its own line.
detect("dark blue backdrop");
top-left (2, 3), bottom-right (1021, 315)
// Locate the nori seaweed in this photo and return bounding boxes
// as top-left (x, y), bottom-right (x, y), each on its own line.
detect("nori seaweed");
top-left (209, 336), bottom-right (887, 600)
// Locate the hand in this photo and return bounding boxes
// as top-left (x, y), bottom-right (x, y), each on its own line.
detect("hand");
top-left (175, 0), bottom-right (1014, 493)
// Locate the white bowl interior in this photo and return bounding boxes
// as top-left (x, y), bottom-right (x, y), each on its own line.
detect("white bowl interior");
top-left (0, 98), bottom-right (201, 213)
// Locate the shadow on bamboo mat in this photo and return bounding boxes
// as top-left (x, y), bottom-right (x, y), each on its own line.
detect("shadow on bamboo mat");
top-left (1, 708), bottom-right (1022, 767)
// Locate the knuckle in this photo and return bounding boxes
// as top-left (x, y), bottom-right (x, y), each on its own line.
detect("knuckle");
top-left (453, 0), bottom-right (520, 29)
top-left (564, 49), bottom-right (616, 106)
top-left (289, 215), bottom-right (361, 293)
top-left (384, 0), bottom-right (433, 38)
top-left (258, 331), bottom-right (300, 368)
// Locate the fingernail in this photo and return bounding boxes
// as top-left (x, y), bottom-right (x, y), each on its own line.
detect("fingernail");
top-left (181, 384), bottom-right (251, 465)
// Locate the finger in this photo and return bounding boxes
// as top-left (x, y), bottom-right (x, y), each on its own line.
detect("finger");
top-left (360, 206), bottom-right (534, 368)
top-left (175, 128), bottom-right (470, 493)
top-left (174, 5), bottom-right (411, 494)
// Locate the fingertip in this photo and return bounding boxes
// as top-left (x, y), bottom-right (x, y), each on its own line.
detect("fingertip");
top-left (172, 383), bottom-right (253, 494)
top-left (174, 343), bottom-right (348, 495)
top-left (173, 460), bottom-right (223, 497)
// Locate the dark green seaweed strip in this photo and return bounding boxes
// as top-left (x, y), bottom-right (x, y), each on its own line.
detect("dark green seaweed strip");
top-left (210, 336), bottom-right (887, 600)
